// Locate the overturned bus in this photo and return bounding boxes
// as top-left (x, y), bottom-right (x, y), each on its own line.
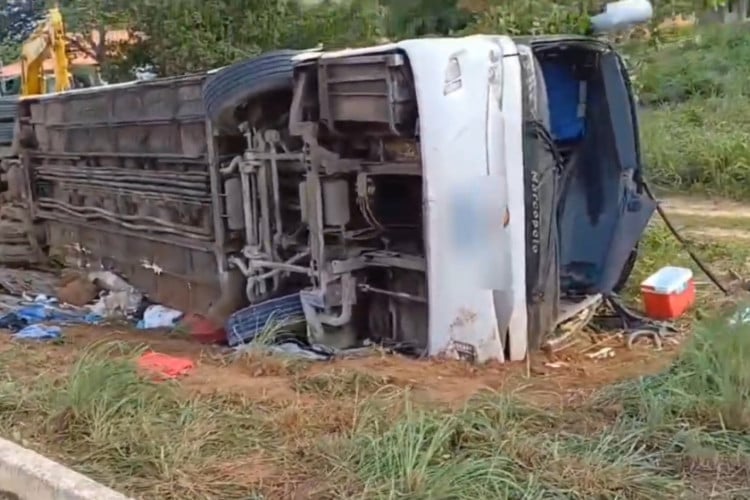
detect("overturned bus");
top-left (5, 2), bottom-right (656, 362)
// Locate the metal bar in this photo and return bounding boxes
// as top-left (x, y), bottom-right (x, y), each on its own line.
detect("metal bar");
top-left (39, 215), bottom-right (215, 251)
top-left (37, 202), bottom-right (213, 239)
top-left (29, 151), bottom-right (207, 162)
top-left (358, 284), bottom-right (427, 303)
top-left (37, 177), bottom-right (209, 198)
top-left (34, 164), bottom-right (209, 178)
top-left (206, 119), bottom-right (228, 272)
top-left (31, 114), bottom-right (206, 128)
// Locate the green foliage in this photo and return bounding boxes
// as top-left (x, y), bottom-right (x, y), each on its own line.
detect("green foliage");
top-left (641, 98), bottom-right (750, 199)
top-left (2, 0), bottom-right (742, 82)
top-left (380, 0), bottom-right (475, 37)
top-left (458, 0), bottom-right (593, 36)
top-left (62, 0), bottom-right (602, 79)
top-left (58, 0), bottom-right (132, 40)
top-left (0, 42), bottom-right (19, 65)
top-left (630, 24), bottom-right (750, 199)
top-left (109, 0), bottom-right (388, 76)
top-left (633, 24), bottom-right (750, 104)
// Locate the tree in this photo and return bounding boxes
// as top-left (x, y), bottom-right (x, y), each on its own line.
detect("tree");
top-left (117, 0), bottom-right (386, 77)
top-left (0, 0), bottom-right (45, 63)
top-left (54, 0), bottom-right (144, 80)
top-left (56, 0), bottom-right (132, 62)
top-left (0, 0), bottom-right (721, 82)
top-left (380, 0), bottom-right (474, 37)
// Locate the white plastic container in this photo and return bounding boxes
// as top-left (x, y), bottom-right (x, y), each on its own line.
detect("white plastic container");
top-left (640, 266), bottom-right (695, 320)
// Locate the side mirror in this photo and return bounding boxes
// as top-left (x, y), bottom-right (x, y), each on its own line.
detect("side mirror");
top-left (590, 0), bottom-right (653, 33)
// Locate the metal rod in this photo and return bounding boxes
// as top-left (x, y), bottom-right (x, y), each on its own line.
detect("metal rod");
top-left (240, 170), bottom-right (254, 248)
top-left (358, 283), bottom-right (427, 303)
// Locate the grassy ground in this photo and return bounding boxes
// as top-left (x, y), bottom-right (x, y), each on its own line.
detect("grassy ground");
top-left (0, 203), bottom-right (749, 499)
top-left (630, 24), bottom-right (750, 199)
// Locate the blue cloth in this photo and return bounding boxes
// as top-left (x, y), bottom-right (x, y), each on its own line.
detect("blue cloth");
top-left (0, 297), bottom-right (102, 333)
top-left (83, 313), bottom-right (103, 324)
top-left (14, 324), bottom-right (61, 341)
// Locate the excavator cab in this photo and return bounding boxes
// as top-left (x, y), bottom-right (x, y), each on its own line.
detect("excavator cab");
top-left (41, 66), bottom-right (100, 93)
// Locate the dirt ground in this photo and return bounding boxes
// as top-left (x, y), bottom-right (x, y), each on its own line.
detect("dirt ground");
top-left (0, 194), bottom-right (739, 409)
top-left (661, 196), bottom-right (750, 241)
top-left (660, 196), bottom-right (750, 221)
top-left (0, 322), bottom-right (681, 409)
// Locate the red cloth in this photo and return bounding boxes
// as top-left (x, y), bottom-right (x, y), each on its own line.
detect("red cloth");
top-left (138, 352), bottom-right (194, 379)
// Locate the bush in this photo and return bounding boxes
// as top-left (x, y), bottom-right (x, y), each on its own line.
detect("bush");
top-left (632, 23), bottom-right (750, 198)
top-left (641, 98), bottom-right (750, 198)
top-left (633, 24), bottom-right (750, 105)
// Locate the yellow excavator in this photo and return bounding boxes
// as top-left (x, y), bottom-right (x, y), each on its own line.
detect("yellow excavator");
top-left (19, 6), bottom-right (72, 96)
top-left (1, 6), bottom-right (103, 157)
top-left (0, 7), bottom-right (79, 267)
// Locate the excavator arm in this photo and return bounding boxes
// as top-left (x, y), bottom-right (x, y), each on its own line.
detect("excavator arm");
top-left (20, 7), bottom-right (71, 96)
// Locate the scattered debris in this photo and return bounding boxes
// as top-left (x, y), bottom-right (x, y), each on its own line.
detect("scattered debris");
top-left (224, 293), bottom-right (420, 361)
top-left (0, 295), bottom-right (99, 333)
top-left (595, 295), bottom-right (678, 351)
top-left (89, 290), bottom-right (142, 319)
top-left (56, 274), bottom-right (99, 306)
top-left (14, 324), bottom-right (61, 341)
top-left (233, 338), bottom-right (334, 361)
top-left (0, 268), bottom-right (58, 297)
top-left (137, 304), bottom-right (184, 330)
top-left (137, 352), bottom-right (194, 379)
top-left (544, 361), bottom-right (569, 369)
top-left (88, 271), bottom-right (133, 293)
top-left (586, 347), bottom-right (615, 360)
top-left (543, 297), bottom-right (601, 353)
top-left (0, 294), bottom-right (26, 314)
top-left (0, 268), bottom-right (190, 342)
top-left (625, 326), bottom-right (673, 349)
top-left (729, 306), bottom-right (750, 325)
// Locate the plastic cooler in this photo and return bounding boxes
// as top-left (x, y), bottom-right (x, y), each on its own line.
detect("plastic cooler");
top-left (640, 266), bottom-right (695, 320)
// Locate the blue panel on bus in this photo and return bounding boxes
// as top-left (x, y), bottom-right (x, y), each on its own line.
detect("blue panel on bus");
top-left (541, 61), bottom-right (585, 141)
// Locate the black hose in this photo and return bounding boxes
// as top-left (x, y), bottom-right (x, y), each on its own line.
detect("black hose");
top-left (641, 181), bottom-right (729, 295)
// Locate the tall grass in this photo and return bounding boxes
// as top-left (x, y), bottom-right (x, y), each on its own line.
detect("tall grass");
top-left (641, 98), bottom-right (750, 198)
top-left (593, 315), bottom-right (750, 496)
top-left (316, 392), bottom-right (684, 499)
top-left (0, 341), bottom-right (276, 498)
top-left (633, 24), bottom-right (750, 199)
top-left (313, 312), bottom-right (750, 498)
top-left (3, 316), bottom-right (750, 498)
top-left (598, 314), bottom-right (750, 430)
